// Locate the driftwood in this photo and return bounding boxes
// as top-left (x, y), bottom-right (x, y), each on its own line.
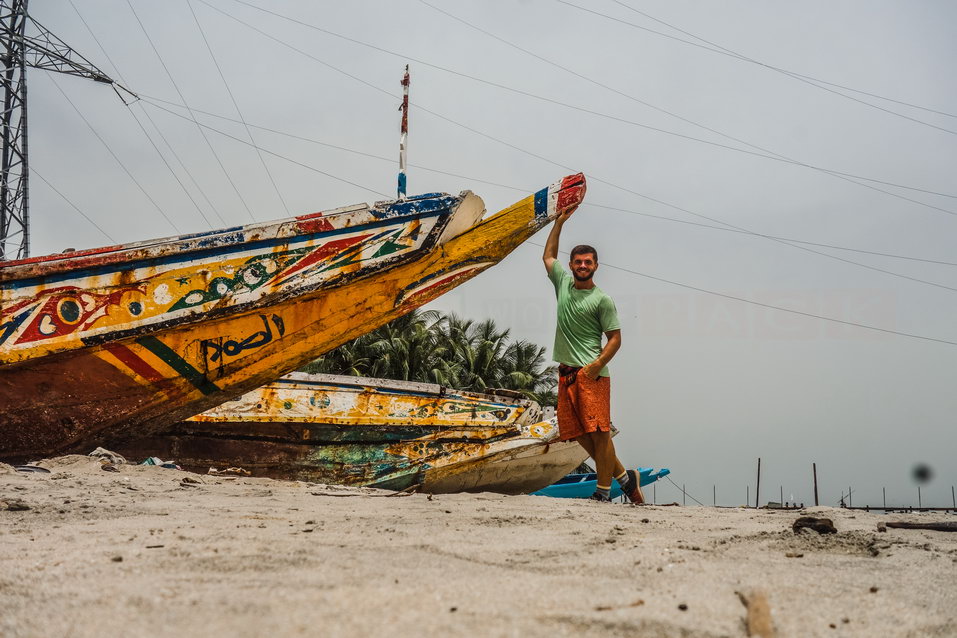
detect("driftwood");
top-left (736, 590), bottom-right (775, 638)
top-left (885, 521), bottom-right (957, 532)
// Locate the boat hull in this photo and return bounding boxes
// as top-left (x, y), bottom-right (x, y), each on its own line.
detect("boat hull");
top-left (0, 174), bottom-right (586, 461)
top-left (417, 437), bottom-right (587, 495)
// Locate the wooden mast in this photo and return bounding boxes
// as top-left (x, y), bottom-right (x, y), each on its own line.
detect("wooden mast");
top-left (398, 64), bottom-right (409, 200)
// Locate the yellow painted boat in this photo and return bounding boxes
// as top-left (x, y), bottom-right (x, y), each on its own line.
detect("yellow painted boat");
top-left (113, 372), bottom-right (588, 494)
top-left (0, 174), bottom-right (586, 461)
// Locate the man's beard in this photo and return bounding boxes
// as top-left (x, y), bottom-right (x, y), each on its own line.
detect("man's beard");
top-left (572, 269), bottom-right (594, 282)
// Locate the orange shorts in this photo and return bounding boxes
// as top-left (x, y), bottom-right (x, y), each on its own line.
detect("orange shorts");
top-left (556, 367), bottom-right (611, 442)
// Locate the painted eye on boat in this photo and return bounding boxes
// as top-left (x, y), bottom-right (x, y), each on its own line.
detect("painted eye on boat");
top-left (57, 298), bottom-right (82, 324)
top-left (242, 263), bottom-right (267, 285)
top-left (128, 301), bottom-right (143, 316)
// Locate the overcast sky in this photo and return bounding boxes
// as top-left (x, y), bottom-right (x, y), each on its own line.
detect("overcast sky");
top-left (20, 0), bottom-right (957, 507)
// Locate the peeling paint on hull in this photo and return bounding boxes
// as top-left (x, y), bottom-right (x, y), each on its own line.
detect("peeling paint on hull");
top-left (0, 174), bottom-right (586, 462)
top-left (112, 373), bottom-right (588, 494)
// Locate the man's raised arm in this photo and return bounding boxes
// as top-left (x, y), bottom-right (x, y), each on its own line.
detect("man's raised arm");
top-left (542, 206), bottom-right (577, 273)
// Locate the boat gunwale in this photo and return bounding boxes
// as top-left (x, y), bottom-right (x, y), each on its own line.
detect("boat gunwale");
top-left (165, 423), bottom-right (527, 444)
top-left (1, 218), bottom-right (452, 361)
top-left (271, 371), bottom-right (539, 407)
top-left (2, 208), bottom-right (456, 292)
top-left (0, 191), bottom-right (469, 283)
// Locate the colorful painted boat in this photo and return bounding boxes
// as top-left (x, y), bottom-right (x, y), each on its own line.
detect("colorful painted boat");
top-left (112, 372), bottom-right (589, 494)
top-left (531, 467), bottom-right (672, 499)
top-left (0, 174), bottom-right (586, 462)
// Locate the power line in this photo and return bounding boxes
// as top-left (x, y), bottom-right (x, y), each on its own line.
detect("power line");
top-left (406, 93), bottom-right (957, 296)
top-left (584, 203), bottom-right (957, 268)
top-left (124, 0), bottom-right (257, 223)
top-left (187, 0), bottom-right (290, 216)
top-left (124, 104), bottom-right (221, 229)
top-left (47, 75), bottom-right (181, 233)
top-left (32, 168), bottom-right (115, 243)
top-left (197, 0), bottom-right (395, 104)
top-left (562, 0), bottom-right (957, 134)
top-left (666, 475), bottom-right (707, 507)
top-left (610, 0), bottom-right (957, 119)
top-left (204, 0), bottom-right (957, 282)
top-left (133, 102), bottom-right (229, 227)
top-left (141, 99), bottom-right (390, 199)
top-left (417, 0), bottom-right (957, 218)
top-left (592, 202), bottom-right (957, 294)
top-left (145, 90), bottom-right (957, 314)
top-left (152, 7), bottom-right (957, 295)
top-left (136, 93), bottom-right (957, 268)
top-left (33, 81), bottom-right (957, 345)
top-left (68, 0), bottom-right (228, 227)
top-left (221, 0), bottom-right (957, 205)
top-left (535, 241), bottom-right (957, 347)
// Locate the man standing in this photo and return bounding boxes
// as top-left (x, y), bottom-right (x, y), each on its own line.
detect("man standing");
top-left (543, 207), bottom-right (643, 504)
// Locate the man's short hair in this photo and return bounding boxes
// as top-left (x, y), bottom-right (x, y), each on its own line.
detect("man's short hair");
top-left (570, 244), bottom-right (598, 262)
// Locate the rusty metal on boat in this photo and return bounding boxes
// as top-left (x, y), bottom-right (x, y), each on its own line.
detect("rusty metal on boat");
top-left (0, 174), bottom-right (587, 462)
top-left (113, 372), bottom-right (587, 494)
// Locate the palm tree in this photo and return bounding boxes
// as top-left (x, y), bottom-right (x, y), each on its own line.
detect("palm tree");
top-left (498, 339), bottom-right (556, 405)
top-left (302, 310), bottom-right (556, 405)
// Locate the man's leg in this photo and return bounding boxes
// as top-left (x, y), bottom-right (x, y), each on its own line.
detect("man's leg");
top-left (575, 433), bottom-right (595, 458)
top-left (588, 429), bottom-right (616, 490)
top-left (576, 434), bottom-right (624, 477)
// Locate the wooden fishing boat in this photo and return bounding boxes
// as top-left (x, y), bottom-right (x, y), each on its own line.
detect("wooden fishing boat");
top-left (0, 173), bottom-right (586, 461)
top-left (112, 372), bottom-right (588, 494)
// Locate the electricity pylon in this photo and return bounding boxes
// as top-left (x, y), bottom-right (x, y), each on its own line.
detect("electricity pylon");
top-left (1, 0), bottom-right (129, 260)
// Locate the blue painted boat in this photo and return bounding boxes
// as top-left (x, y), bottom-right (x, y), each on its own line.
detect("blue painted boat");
top-left (531, 467), bottom-right (671, 499)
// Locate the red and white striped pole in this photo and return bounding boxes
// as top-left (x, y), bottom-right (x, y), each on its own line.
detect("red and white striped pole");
top-left (398, 64), bottom-right (410, 200)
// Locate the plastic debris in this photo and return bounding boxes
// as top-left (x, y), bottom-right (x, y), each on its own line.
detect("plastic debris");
top-left (88, 447), bottom-right (128, 465)
top-left (14, 465), bottom-right (50, 473)
top-left (140, 457), bottom-right (182, 470)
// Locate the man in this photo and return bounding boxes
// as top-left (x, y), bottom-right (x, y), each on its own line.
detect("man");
top-left (543, 206), bottom-right (643, 504)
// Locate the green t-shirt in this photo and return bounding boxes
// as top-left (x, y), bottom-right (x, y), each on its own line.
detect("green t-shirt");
top-left (548, 260), bottom-right (621, 377)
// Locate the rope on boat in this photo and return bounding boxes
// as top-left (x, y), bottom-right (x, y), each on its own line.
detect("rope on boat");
top-left (666, 475), bottom-right (706, 506)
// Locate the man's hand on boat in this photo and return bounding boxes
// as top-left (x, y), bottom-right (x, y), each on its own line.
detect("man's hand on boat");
top-left (556, 204), bottom-right (579, 224)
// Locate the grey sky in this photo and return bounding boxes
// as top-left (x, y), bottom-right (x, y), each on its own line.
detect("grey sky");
top-left (22, 0), bottom-right (957, 506)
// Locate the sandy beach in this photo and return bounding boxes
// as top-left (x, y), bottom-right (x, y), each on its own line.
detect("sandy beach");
top-left (1, 456), bottom-right (955, 638)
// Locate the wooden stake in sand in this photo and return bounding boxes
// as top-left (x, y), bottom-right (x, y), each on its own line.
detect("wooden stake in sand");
top-left (737, 590), bottom-right (775, 638)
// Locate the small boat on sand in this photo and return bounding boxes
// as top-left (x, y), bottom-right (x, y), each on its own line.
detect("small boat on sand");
top-left (112, 372), bottom-right (588, 494)
top-left (531, 467), bottom-right (671, 499)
